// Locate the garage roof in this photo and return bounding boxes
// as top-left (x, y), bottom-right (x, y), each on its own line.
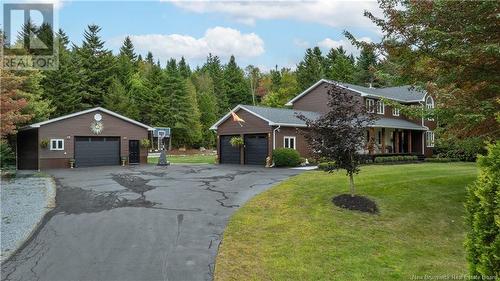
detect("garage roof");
top-left (210, 105), bottom-right (320, 129)
top-left (24, 107), bottom-right (155, 130)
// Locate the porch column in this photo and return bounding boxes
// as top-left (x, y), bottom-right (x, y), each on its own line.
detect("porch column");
top-left (381, 128), bottom-right (386, 154)
top-left (408, 130), bottom-right (412, 154)
top-left (394, 130), bottom-right (400, 153)
top-left (369, 128), bottom-right (375, 155)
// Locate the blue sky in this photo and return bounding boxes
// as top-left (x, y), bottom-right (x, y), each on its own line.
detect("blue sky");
top-left (15, 1), bottom-right (383, 71)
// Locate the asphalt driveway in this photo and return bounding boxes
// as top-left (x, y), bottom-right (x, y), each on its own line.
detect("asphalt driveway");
top-left (1, 164), bottom-right (301, 281)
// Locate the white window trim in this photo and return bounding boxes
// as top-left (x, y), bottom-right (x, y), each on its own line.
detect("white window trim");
top-left (376, 100), bottom-right (385, 115)
top-left (425, 131), bottom-right (435, 147)
top-left (366, 99), bottom-right (375, 113)
top-left (283, 136), bottom-right (296, 150)
top-left (393, 107), bottom-right (400, 116)
top-left (50, 139), bottom-right (64, 151)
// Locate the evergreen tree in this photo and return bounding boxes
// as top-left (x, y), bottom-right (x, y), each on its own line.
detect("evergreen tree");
top-left (192, 72), bottom-right (218, 147)
top-left (146, 51), bottom-right (154, 64)
top-left (103, 77), bottom-right (139, 119)
top-left (119, 36), bottom-right (136, 61)
top-left (223, 55), bottom-right (251, 108)
top-left (325, 47), bottom-right (356, 83)
top-left (296, 48), bottom-right (324, 91)
top-left (42, 29), bottom-right (82, 116)
top-left (202, 54), bottom-right (227, 115)
top-left (74, 24), bottom-right (116, 108)
top-left (178, 57), bottom-right (191, 79)
top-left (354, 46), bottom-right (378, 86)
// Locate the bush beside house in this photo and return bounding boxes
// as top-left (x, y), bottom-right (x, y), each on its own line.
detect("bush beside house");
top-left (464, 143), bottom-right (499, 277)
top-left (273, 148), bottom-right (301, 167)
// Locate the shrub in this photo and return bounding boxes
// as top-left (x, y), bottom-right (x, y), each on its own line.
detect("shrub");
top-left (318, 161), bottom-right (336, 171)
top-left (40, 139), bottom-right (49, 149)
top-left (0, 141), bottom-right (15, 169)
top-left (140, 138), bottom-right (150, 148)
top-left (273, 148), bottom-right (301, 167)
top-left (435, 137), bottom-right (486, 162)
top-left (465, 143), bottom-right (500, 276)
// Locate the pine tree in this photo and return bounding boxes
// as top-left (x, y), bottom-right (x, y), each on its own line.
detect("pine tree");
top-left (354, 46), bottom-right (378, 86)
top-left (116, 37), bottom-right (137, 88)
top-left (119, 36), bottom-right (136, 61)
top-left (146, 52), bottom-right (154, 64)
top-left (42, 29), bottom-right (82, 116)
top-left (325, 47), bottom-right (356, 83)
top-left (103, 77), bottom-right (139, 119)
top-left (202, 54), bottom-right (227, 115)
top-left (223, 55), bottom-right (251, 108)
top-left (178, 57), bottom-right (191, 79)
top-left (296, 48), bottom-right (325, 91)
top-left (192, 72), bottom-right (218, 147)
top-left (74, 24), bottom-right (116, 108)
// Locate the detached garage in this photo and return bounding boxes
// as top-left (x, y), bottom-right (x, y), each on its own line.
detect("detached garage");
top-left (17, 107), bottom-right (154, 170)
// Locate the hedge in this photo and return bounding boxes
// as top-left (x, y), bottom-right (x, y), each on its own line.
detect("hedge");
top-left (318, 161), bottom-right (336, 171)
top-left (373, 155), bottom-right (418, 163)
top-left (465, 143), bottom-right (500, 276)
top-left (273, 148), bottom-right (302, 167)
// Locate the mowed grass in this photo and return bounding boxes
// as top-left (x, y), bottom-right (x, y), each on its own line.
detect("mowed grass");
top-left (147, 154), bottom-right (216, 164)
top-left (215, 163), bottom-right (478, 281)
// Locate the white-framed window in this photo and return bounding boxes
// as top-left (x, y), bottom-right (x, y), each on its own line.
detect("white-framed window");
top-left (284, 136), bottom-right (296, 150)
top-left (50, 139), bottom-right (64, 150)
top-left (426, 96), bottom-right (435, 121)
top-left (425, 131), bottom-right (435, 147)
top-left (376, 100), bottom-right (385, 115)
top-left (393, 107), bottom-right (400, 116)
top-left (365, 98), bottom-right (375, 113)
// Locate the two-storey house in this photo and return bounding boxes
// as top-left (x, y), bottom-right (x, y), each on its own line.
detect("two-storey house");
top-left (211, 79), bottom-right (436, 165)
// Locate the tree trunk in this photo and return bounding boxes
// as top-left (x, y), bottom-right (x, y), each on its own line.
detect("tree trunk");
top-left (349, 173), bottom-right (355, 197)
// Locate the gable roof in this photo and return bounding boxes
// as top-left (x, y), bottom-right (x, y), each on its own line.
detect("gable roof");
top-left (24, 107), bottom-right (155, 130)
top-left (210, 105), bottom-right (320, 130)
top-left (285, 79), bottom-right (427, 106)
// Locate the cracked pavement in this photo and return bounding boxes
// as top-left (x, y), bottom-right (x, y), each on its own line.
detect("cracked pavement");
top-left (1, 164), bottom-right (301, 281)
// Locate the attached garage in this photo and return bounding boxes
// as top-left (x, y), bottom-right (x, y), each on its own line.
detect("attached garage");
top-left (244, 134), bottom-right (268, 165)
top-left (17, 107), bottom-right (154, 169)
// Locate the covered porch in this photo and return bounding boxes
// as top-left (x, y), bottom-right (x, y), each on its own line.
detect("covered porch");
top-left (365, 118), bottom-right (428, 156)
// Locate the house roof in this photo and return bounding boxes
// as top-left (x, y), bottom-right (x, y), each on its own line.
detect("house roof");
top-left (370, 117), bottom-right (428, 131)
top-left (285, 79), bottom-right (427, 106)
top-left (210, 105), bottom-right (320, 129)
top-left (23, 107), bottom-right (155, 130)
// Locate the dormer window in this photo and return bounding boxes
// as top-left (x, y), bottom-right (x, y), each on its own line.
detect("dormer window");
top-left (376, 100), bottom-right (385, 115)
top-left (393, 107), bottom-right (400, 116)
top-left (366, 99), bottom-right (375, 113)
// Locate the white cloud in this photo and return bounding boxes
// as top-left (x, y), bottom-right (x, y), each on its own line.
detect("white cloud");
top-left (171, 0), bottom-right (382, 31)
top-left (110, 26), bottom-right (264, 62)
top-left (317, 37), bottom-right (372, 57)
top-left (293, 38), bottom-right (309, 48)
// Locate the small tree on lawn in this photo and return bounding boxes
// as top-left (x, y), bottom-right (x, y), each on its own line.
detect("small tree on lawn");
top-left (298, 83), bottom-right (376, 196)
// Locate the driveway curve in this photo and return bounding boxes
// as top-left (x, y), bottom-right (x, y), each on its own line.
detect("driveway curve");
top-left (1, 164), bottom-right (300, 281)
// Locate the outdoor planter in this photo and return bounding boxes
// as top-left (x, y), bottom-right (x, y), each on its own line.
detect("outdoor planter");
top-left (121, 157), bottom-right (127, 166)
top-left (69, 159), bottom-right (75, 169)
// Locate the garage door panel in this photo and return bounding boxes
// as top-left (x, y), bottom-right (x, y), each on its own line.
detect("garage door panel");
top-left (75, 137), bottom-right (120, 167)
top-left (220, 135), bottom-right (240, 164)
top-left (244, 134), bottom-right (268, 165)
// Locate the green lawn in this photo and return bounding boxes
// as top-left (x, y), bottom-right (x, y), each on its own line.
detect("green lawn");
top-left (147, 154), bottom-right (216, 164)
top-left (215, 163), bottom-right (478, 281)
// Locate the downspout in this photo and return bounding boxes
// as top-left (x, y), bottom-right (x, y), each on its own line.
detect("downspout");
top-left (271, 125), bottom-right (281, 167)
top-left (419, 101), bottom-right (425, 155)
top-left (272, 125), bottom-right (281, 150)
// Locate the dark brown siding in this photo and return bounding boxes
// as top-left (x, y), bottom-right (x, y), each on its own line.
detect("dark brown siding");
top-left (37, 110), bottom-right (149, 169)
top-left (292, 83), bottom-right (331, 113)
top-left (273, 127), bottom-right (311, 158)
top-left (217, 108), bottom-right (272, 135)
top-left (17, 128), bottom-right (39, 170)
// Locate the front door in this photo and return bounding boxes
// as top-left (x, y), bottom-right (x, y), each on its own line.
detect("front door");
top-left (129, 140), bottom-right (140, 164)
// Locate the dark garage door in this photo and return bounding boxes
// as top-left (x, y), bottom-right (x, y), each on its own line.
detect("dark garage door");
top-left (75, 137), bottom-right (120, 167)
top-left (244, 134), bottom-right (268, 165)
top-left (220, 135), bottom-right (241, 164)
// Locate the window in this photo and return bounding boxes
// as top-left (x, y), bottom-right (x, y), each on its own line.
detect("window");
top-left (50, 139), bottom-right (64, 150)
top-left (284, 136), bottom-right (296, 149)
top-left (393, 107), bottom-right (400, 116)
top-left (376, 100), bottom-right (385, 115)
top-left (426, 96), bottom-right (435, 121)
top-left (425, 131), bottom-right (435, 147)
top-left (365, 99), bottom-right (375, 113)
